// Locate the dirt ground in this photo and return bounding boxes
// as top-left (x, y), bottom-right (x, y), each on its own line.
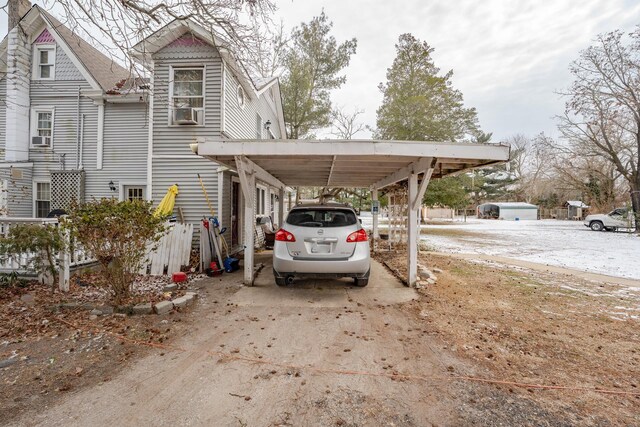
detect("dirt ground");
top-left (2, 252), bottom-right (639, 426)
top-left (0, 274), bottom-right (198, 424)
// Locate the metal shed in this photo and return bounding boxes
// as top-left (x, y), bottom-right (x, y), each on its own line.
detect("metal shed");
top-left (193, 139), bottom-right (510, 286)
top-left (478, 202), bottom-right (538, 221)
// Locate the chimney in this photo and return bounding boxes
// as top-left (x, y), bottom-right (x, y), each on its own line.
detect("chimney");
top-left (8, 0), bottom-right (31, 31)
top-left (5, 0), bottom-right (32, 162)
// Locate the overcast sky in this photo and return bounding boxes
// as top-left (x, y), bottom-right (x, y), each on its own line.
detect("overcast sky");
top-left (275, 0), bottom-right (640, 141)
top-left (2, 1), bottom-right (639, 142)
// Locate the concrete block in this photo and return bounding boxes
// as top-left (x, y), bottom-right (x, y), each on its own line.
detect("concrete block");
top-left (172, 296), bottom-right (188, 309)
top-left (97, 305), bottom-right (114, 315)
top-left (20, 294), bottom-right (35, 306)
top-left (433, 268), bottom-right (443, 274)
top-left (184, 292), bottom-right (197, 305)
top-left (154, 300), bottom-right (174, 315)
top-left (419, 269), bottom-right (432, 279)
top-left (132, 303), bottom-right (153, 315)
top-left (163, 284), bottom-right (178, 292)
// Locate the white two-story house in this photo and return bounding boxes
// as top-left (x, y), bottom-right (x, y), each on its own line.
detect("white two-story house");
top-left (0, 3), bottom-right (286, 248)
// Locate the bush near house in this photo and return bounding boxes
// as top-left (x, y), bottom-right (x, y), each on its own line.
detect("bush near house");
top-left (64, 199), bottom-right (167, 304)
top-left (0, 223), bottom-right (65, 289)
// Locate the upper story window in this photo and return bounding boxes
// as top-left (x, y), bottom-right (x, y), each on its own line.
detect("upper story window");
top-left (34, 45), bottom-right (56, 80)
top-left (30, 107), bottom-right (54, 148)
top-left (237, 85), bottom-right (245, 108)
top-left (171, 67), bottom-right (204, 125)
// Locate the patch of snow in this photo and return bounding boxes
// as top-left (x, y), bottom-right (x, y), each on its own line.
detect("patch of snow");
top-left (418, 219), bottom-right (640, 280)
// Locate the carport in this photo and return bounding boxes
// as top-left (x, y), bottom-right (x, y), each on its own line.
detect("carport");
top-left (193, 139), bottom-right (510, 286)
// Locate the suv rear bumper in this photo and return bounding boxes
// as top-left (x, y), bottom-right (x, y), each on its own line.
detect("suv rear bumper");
top-left (273, 241), bottom-right (370, 276)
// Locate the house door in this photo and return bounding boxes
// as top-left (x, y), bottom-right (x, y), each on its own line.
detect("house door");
top-left (231, 181), bottom-right (240, 246)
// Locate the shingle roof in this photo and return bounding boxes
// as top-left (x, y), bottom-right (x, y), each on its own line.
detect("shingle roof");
top-left (40, 9), bottom-right (130, 91)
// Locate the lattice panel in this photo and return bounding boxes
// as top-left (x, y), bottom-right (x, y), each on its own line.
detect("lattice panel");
top-left (51, 170), bottom-right (85, 211)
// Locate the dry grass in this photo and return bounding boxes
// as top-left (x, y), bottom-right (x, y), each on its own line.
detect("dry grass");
top-left (374, 251), bottom-right (640, 425)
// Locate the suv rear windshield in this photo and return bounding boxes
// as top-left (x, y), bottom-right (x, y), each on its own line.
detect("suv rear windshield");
top-left (286, 208), bottom-right (358, 228)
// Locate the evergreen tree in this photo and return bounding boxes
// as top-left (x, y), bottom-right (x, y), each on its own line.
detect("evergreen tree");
top-left (281, 12), bottom-right (357, 139)
top-left (376, 33), bottom-right (480, 141)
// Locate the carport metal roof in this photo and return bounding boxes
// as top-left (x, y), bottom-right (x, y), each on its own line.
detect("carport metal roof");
top-left (194, 138), bottom-right (510, 288)
top-left (194, 139), bottom-right (510, 189)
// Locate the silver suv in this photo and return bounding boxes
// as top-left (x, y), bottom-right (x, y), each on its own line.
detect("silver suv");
top-left (273, 204), bottom-right (370, 287)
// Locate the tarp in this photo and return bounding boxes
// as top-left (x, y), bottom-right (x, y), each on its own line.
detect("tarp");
top-left (154, 184), bottom-right (179, 217)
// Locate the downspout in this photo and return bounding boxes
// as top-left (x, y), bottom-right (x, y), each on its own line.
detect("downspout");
top-left (75, 87), bottom-right (81, 169)
top-left (96, 102), bottom-right (104, 170)
top-left (78, 114), bottom-right (86, 169)
top-left (146, 64), bottom-right (155, 201)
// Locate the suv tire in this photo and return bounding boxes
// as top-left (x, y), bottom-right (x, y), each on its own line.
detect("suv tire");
top-left (354, 277), bottom-right (369, 287)
top-left (590, 221), bottom-right (604, 232)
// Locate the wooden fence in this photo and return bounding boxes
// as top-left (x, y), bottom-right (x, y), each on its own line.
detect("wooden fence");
top-left (0, 218), bottom-right (194, 292)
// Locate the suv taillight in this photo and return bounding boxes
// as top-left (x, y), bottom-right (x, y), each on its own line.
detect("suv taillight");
top-left (346, 229), bottom-right (368, 242)
top-left (275, 229), bottom-right (296, 242)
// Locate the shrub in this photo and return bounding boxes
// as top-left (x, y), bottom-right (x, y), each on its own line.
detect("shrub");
top-left (0, 223), bottom-right (65, 288)
top-left (64, 199), bottom-right (166, 304)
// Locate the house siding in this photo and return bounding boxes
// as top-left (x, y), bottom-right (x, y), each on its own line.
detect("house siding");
top-left (151, 38), bottom-right (224, 244)
top-left (55, 47), bottom-right (84, 81)
top-left (90, 102), bottom-right (148, 199)
top-left (0, 78), bottom-right (6, 156)
top-left (223, 70), bottom-right (283, 139)
top-left (0, 165), bottom-right (33, 217)
top-left (29, 80), bottom-right (96, 186)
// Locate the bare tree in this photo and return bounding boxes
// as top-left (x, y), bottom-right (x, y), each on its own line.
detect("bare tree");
top-left (330, 107), bottom-right (366, 139)
top-left (41, 0), bottom-right (276, 76)
top-left (558, 28), bottom-right (640, 230)
top-left (247, 19), bottom-right (288, 78)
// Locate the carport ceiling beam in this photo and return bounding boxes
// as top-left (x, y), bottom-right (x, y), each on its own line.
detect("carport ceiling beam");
top-left (412, 158), bottom-right (437, 211)
top-left (234, 155), bottom-right (285, 190)
top-left (327, 155), bottom-right (337, 186)
top-left (373, 157), bottom-right (434, 190)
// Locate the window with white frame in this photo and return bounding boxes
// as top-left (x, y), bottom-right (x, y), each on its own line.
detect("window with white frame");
top-left (34, 182), bottom-right (51, 218)
top-left (124, 186), bottom-right (145, 202)
top-left (30, 108), bottom-right (54, 147)
top-left (35, 46), bottom-right (55, 79)
top-left (171, 67), bottom-right (204, 125)
top-left (237, 84), bottom-right (245, 108)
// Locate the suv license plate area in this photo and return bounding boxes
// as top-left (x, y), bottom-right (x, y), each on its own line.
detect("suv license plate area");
top-left (311, 243), bottom-right (331, 254)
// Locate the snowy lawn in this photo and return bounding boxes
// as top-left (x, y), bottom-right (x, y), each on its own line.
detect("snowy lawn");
top-left (361, 216), bottom-right (640, 280)
top-left (421, 219), bottom-right (640, 280)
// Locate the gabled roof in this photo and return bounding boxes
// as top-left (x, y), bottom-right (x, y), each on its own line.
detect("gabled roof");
top-left (131, 18), bottom-right (286, 135)
top-left (39, 9), bottom-right (130, 91)
top-left (0, 6), bottom-right (130, 92)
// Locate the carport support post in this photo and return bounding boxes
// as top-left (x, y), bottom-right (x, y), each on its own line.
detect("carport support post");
top-left (371, 189), bottom-right (379, 248)
top-left (278, 187), bottom-right (285, 228)
top-left (236, 157), bottom-right (256, 286)
top-left (407, 172), bottom-right (419, 287)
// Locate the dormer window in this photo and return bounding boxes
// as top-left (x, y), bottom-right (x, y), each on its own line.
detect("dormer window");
top-left (170, 66), bottom-right (204, 125)
top-left (34, 45), bottom-right (56, 80)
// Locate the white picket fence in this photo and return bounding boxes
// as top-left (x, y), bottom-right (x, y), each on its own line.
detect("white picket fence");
top-left (140, 222), bottom-right (194, 276)
top-left (0, 218), bottom-right (194, 291)
top-left (0, 217), bottom-right (95, 276)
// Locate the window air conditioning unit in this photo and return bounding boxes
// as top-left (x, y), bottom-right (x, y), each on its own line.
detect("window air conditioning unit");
top-left (174, 107), bottom-right (198, 125)
top-left (32, 136), bottom-right (51, 146)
